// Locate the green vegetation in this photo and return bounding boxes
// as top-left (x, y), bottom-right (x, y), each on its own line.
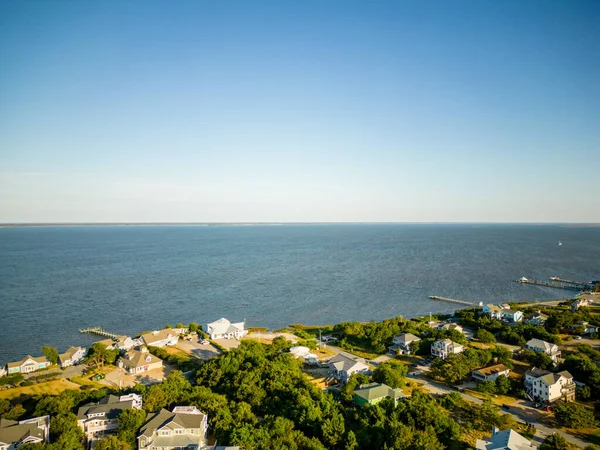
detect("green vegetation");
top-left (94, 435), bottom-right (131, 450)
top-left (116, 408), bottom-right (147, 448)
top-left (0, 373), bottom-right (24, 386)
top-left (41, 346), bottom-right (59, 365)
top-left (474, 329), bottom-right (496, 343)
top-left (147, 346), bottom-right (200, 372)
top-left (372, 360), bottom-right (408, 388)
top-left (552, 402), bottom-right (597, 429)
top-left (86, 342), bottom-right (119, 367)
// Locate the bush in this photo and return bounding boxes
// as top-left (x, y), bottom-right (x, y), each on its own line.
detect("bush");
top-left (475, 329), bottom-right (496, 343)
top-left (552, 402), bottom-right (596, 429)
top-left (478, 380), bottom-right (496, 394)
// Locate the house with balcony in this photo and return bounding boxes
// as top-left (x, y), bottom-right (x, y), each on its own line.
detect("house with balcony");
top-left (77, 394), bottom-right (142, 444)
top-left (388, 333), bottom-right (421, 355)
top-left (206, 318), bottom-right (248, 340)
top-left (0, 415), bottom-right (50, 449)
top-left (118, 347), bottom-right (163, 375)
top-left (524, 338), bottom-right (561, 362)
top-left (431, 339), bottom-right (464, 360)
top-left (6, 355), bottom-right (51, 375)
top-left (482, 304), bottom-right (503, 320)
top-left (328, 354), bottom-right (369, 383)
top-left (476, 427), bottom-right (534, 450)
top-left (524, 368), bottom-right (575, 403)
top-left (525, 311), bottom-right (548, 326)
top-left (472, 364), bottom-right (510, 382)
top-left (353, 383), bottom-right (407, 406)
top-left (58, 346), bottom-right (86, 368)
top-left (137, 406), bottom-right (208, 450)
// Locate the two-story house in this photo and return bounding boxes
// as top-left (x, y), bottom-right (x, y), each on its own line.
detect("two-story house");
top-left (524, 368), bottom-right (575, 403)
top-left (328, 354), bottom-right (370, 383)
top-left (388, 333), bottom-right (421, 355)
top-left (0, 415), bottom-right (50, 449)
top-left (6, 355), bottom-right (51, 375)
top-left (141, 329), bottom-right (181, 348)
top-left (482, 304), bottom-right (503, 320)
top-left (436, 323), bottom-right (465, 334)
top-left (568, 322), bottom-right (599, 336)
top-left (206, 318), bottom-right (248, 340)
top-left (476, 427), bottom-right (534, 450)
top-left (525, 311), bottom-right (548, 326)
top-left (431, 339), bottom-right (464, 360)
top-left (118, 347), bottom-right (163, 375)
top-left (137, 406), bottom-right (208, 450)
top-left (58, 346), bottom-right (86, 368)
top-left (472, 364), bottom-right (510, 382)
top-left (524, 338), bottom-right (561, 362)
top-left (77, 394), bottom-right (142, 444)
top-left (501, 310), bottom-right (523, 323)
top-left (353, 383), bottom-right (407, 406)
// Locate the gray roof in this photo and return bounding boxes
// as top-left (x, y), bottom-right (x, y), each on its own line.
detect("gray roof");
top-left (476, 428), bottom-right (533, 450)
top-left (353, 383), bottom-right (407, 402)
top-left (328, 354), bottom-right (368, 373)
top-left (139, 408), bottom-right (205, 438)
top-left (0, 418), bottom-right (45, 446)
top-left (526, 338), bottom-right (557, 352)
top-left (77, 396), bottom-right (135, 421)
top-left (393, 333), bottom-right (421, 343)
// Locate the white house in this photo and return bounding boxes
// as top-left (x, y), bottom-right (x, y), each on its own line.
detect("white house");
top-left (524, 338), bottom-right (561, 362)
top-left (289, 346), bottom-right (319, 364)
top-left (77, 394), bottom-right (142, 444)
top-left (472, 364), bottom-right (511, 382)
top-left (0, 367), bottom-right (6, 378)
top-left (388, 333), bottom-right (421, 355)
top-left (525, 311), bottom-right (548, 326)
top-left (482, 304), bottom-right (503, 320)
top-left (0, 415), bottom-right (49, 450)
top-left (118, 347), bottom-right (163, 375)
top-left (431, 339), bottom-right (464, 360)
top-left (524, 368), bottom-right (575, 403)
top-left (58, 346), bottom-right (86, 368)
top-left (6, 355), bottom-right (51, 374)
top-left (141, 329), bottom-right (181, 348)
top-left (137, 406), bottom-right (208, 450)
top-left (206, 318), bottom-right (248, 340)
top-left (328, 354), bottom-right (370, 383)
top-left (501, 310), bottom-right (523, 323)
top-left (476, 427), bottom-right (534, 450)
top-left (568, 321), bottom-right (599, 336)
top-left (436, 323), bottom-right (465, 334)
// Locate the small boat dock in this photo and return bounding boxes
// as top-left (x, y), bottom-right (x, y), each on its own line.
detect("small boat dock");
top-left (516, 277), bottom-right (583, 291)
top-left (79, 327), bottom-right (120, 339)
top-left (429, 296), bottom-right (479, 307)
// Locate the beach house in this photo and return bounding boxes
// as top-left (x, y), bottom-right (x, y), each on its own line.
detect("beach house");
top-left (352, 383), bottom-right (407, 406)
top-left (58, 346), bottom-right (86, 368)
top-left (0, 415), bottom-right (50, 449)
top-left (525, 311), bottom-right (548, 326)
top-left (476, 427), bottom-right (533, 450)
top-left (141, 329), bottom-right (181, 348)
top-left (500, 309), bottom-right (523, 323)
top-left (524, 338), bottom-right (561, 362)
top-left (206, 318), bottom-right (248, 340)
top-left (482, 304), bottom-right (503, 320)
top-left (472, 364), bottom-right (510, 382)
top-left (77, 394), bottom-right (142, 443)
top-left (436, 323), bottom-right (465, 334)
top-left (118, 347), bottom-right (163, 375)
top-left (524, 368), bottom-right (575, 403)
top-left (6, 355), bottom-right (51, 375)
top-left (388, 333), bottom-right (421, 355)
top-left (431, 339), bottom-right (464, 360)
top-left (328, 354), bottom-right (369, 383)
top-left (137, 406), bottom-right (208, 450)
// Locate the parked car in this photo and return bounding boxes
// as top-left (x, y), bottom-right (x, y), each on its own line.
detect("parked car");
top-left (201, 340), bottom-right (210, 345)
top-left (574, 336), bottom-right (582, 340)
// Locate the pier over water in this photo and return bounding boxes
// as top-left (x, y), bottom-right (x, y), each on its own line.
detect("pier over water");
top-left (79, 327), bottom-right (120, 340)
top-left (429, 296), bottom-right (479, 307)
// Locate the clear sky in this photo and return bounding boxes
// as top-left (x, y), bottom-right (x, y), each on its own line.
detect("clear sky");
top-left (1, 1), bottom-right (599, 223)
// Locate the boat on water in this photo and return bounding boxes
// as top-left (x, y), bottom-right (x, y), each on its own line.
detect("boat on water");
top-left (558, 241), bottom-right (562, 246)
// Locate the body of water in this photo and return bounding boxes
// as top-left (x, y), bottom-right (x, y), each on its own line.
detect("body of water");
top-left (1, 224), bottom-right (599, 365)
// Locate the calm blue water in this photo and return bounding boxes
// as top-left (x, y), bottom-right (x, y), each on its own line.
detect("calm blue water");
top-left (1, 224), bottom-right (599, 365)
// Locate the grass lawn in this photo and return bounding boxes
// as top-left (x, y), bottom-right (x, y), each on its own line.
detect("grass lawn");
top-left (0, 379), bottom-right (81, 401)
top-left (462, 388), bottom-right (519, 406)
top-left (566, 428), bottom-right (600, 446)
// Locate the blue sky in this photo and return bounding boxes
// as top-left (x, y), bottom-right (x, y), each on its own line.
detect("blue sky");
top-left (1, 1), bottom-right (599, 222)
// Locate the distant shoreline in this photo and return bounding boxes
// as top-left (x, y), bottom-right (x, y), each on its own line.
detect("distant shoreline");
top-left (1, 222), bottom-right (599, 228)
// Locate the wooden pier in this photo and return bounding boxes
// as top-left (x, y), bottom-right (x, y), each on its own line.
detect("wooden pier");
top-left (516, 278), bottom-right (583, 291)
top-left (429, 296), bottom-right (479, 307)
top-left (79, 327), bottom-right (119, 339)
top-left (549, 277), bottom-right (589, 288)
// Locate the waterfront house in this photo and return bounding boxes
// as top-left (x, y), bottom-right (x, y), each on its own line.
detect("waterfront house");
top-left (571, 298), bottom-right (590, 312)
top-left (524, 338), bottom-right (561, 362)
top-left (115, 335), bottom-right (138, 351)
top-left (0, 415), bottom-right (50, 449)
top-left (476, 427), bottom-right (533, 450)
top-left (524, 368), bottom-right (575, 403)
top-left (431, 339), bottom-right (464, 360)
top-left (328, 354), bottom-right (369, 383)
top-left (482, 304), bottom-right (503, 320)
top-left (436, 323), bottom-right (465, 334)
top-left (388, 333), bottom-right (421, 355)
top-left (353, 383), bottom-right (407, 406)
top-left (525, 311), bottom-right (548, 326)
top-left (0, 367), bottom-right (6, 378)
top-left (137, 406), bottom-right (208, 450)
top-left (501, 309), bottom-right (523, 323)
top-left (141, 329), bottom-right (181, 348)
top-left (289, 346), bottom-right (319, 365)
top-left (472, 364), bottom-right (510, 382)
top-left (77, 394), bottom-right (142, 444)
top-left (58, 346), bottom-right (86, 368)
top-left (118, 347), bottom-right (163, 375)
top-left (6, 355), bottom-right (51, 375)
top-left (206, 318), bottom-right (248, 340)
top-left (568, 321), bottom-right (599, 336)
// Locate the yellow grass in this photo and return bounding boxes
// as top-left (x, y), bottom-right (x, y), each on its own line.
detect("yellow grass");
top-left (463, 388), bottom-right (519, 406)
top-left (0, 379), bottom-right (81, 401)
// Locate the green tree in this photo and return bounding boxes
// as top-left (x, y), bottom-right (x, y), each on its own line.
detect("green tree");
top-left (116, 408), bottom-right (147, 447)
top-left (552, 402), bottom-right (596, 429)
top-left (478, 380), bottom-right (497, 394)
top-left (94, 436), bottom-right (132, 450)
top-left (41, 346), bottom-right (59, 365)
top-left (495, 374), bottom-right (511, 395)
top-left (576, 385), bottom-right (591, 401)
top-left (475, 329), bottom-right (496, 343)
top-left (345, 430), bottom-right (358, 450)
top-left (540, 433), bottom-right (569, 450)
top-left (0, 399), bottom-right (10, 415)
top-left (86, 342), bottom-right (118, 367)
top-left (372, 361), bottom-right (408, 388)
top-left (2, 403), bottom-right (25, 420)
top-left (49, 413), bottom-right (85, 450)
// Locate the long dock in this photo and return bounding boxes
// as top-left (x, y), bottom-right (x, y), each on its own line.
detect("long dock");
top-left (549, 277), bottom-right (589, 288)
top-left (516, 278), bottom-right (583, 291)
top-left (429, 296), bottom-right (478, 307)
top-left (79, 327), bottom-right (119, 339)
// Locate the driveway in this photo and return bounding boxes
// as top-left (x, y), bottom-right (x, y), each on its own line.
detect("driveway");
top-left (175, 339), bottom-right (221, 360)
top-left (101, 364), bottom-right (176, 388)
top-left (24, 364), bottom-right (88, 380)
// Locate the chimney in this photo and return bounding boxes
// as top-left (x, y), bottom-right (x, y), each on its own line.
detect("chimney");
top-left (492, 426), bottom-right (499, 435)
